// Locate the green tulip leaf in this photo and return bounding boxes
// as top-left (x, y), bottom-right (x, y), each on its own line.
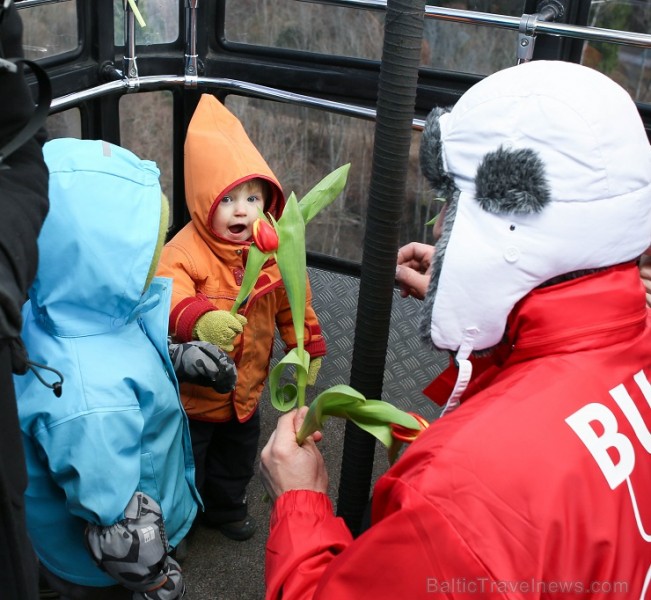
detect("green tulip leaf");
top-left (343, 400), bottom-right (420, 427)
top-left (298, 163), bottom-right (351, 225)
top-left (296, 386), bottom-right (420, 447)
top-left (347, 419), bottom-right (395, 448)
top-left (300, 384), bottom-right (366, 430)
top-left (269, 347), bottom-right (310, 411)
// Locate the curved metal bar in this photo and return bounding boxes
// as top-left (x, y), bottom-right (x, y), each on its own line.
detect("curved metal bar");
top-left (194, 77), bottom-right (380, 119)
top-left (51, 78), bottom-right (132, 111)
top-left (51, 74), bottom-right (412, 123)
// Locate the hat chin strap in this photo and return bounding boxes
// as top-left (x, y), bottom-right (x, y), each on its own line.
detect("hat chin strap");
top-left (440, 327), bottom-right (479, 416)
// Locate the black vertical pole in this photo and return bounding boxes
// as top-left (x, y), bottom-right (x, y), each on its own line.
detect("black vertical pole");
top-left (336, 0), bottom-right (426, 536)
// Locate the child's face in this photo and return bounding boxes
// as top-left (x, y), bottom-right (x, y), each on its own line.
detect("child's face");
top-left (211, 180), bottom-right (266, 242)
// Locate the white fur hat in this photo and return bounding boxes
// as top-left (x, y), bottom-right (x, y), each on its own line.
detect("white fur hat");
top-left (419, 60), bottom-right (651, 359)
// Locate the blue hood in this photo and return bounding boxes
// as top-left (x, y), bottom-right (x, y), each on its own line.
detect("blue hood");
top-left (35, 138), bottom-right (162, 336)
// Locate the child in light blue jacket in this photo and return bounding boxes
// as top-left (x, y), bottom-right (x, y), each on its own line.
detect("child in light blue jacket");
top-left (15, 138), bottom-right (234, 599)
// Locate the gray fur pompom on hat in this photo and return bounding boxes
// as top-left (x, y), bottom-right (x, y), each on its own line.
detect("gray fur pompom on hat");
top-left (420, 110), bottom-right (551, 216)
top-left (475, 146), bottom-right (551, 215)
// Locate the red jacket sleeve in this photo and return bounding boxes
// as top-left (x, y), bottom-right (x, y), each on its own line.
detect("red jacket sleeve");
top-left (265, 491), bottom-right (352, 599)
top-left (265, 483), bottom-right (507, 600)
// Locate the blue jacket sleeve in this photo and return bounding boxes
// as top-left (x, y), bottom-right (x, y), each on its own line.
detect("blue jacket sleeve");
top-left (33, 407), bottom-right (145, 525)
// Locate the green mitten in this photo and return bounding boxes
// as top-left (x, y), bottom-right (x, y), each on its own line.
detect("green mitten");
top-left (193, 310), bottom-right (248, 352)
top-left (307, 357), bottom-right (322, 386)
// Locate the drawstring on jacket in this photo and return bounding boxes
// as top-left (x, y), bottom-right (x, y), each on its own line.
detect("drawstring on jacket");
top-left (26, 360), bottom-right (63, 397)
top-left (10, 337), bottom-right (64, 397)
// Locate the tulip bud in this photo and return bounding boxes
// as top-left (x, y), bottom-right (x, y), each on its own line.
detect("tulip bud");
top-left (390, 412), bottom-right (429, 443)
top-left (252, 218), bottom-right (279, 253)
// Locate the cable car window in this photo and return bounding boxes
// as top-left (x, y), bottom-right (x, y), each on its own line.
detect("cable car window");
top-left (112, 0), bottom-right (179, 45)
top-left (225, 96), bottom-right (435, 262)
top-left (19, 0), bottom-right (77, 60)
top-left (422, 1), bottom-right (525, 75)
top-left (119, 92), bottom-right (174, 221)
top-left (224, 0), bottom-right (385, 59)
top-left (224, 0), bottom-right (523, 75)
top-left (581, 0), bottom-right (651, 104)
top-left (422, 21), bottom-right (518, 75)
top-left (46, 109), bottom-right (82, 140)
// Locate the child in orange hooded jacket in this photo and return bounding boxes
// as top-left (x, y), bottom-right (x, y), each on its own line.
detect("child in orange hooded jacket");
top-left (157, 94), bottom-right (326, 540)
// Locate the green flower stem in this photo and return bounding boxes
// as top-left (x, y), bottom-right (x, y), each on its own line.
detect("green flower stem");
top-left (230, 244), bottom-right (269, 315)
top-left (296, 368), bottom-right (307, 408)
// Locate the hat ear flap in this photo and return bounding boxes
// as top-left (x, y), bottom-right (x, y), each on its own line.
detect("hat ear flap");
top-left (475, 146), bottom-right (551, 215)
top-left (419, 106), bottom-right (456, 200)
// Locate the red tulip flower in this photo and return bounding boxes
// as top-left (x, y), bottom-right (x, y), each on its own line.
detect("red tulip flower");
top-left (252, 218), bottom-right (279, 253)
top-left (391, 411), bottom-right (429, 443)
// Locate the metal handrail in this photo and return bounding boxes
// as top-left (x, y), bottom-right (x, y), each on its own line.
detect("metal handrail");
top-left (427, 6), bottom-right (651, 48)
top-left (51, 74), bottom-right (410, 123)
top-left (15, 0), bottom-right (70, 8)
top-left (299, 0), bottom-right (651, 48)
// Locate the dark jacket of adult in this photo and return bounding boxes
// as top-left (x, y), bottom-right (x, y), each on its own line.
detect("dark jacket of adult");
top-left (0, 4), bottom-right (49, 600)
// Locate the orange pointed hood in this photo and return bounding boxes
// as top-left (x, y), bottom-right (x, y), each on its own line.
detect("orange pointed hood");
top-left (184, 94), bottom-right (284, 246)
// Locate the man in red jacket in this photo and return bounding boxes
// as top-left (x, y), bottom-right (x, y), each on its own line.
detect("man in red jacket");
top-left (260, 60), bottom-right (651, 599)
